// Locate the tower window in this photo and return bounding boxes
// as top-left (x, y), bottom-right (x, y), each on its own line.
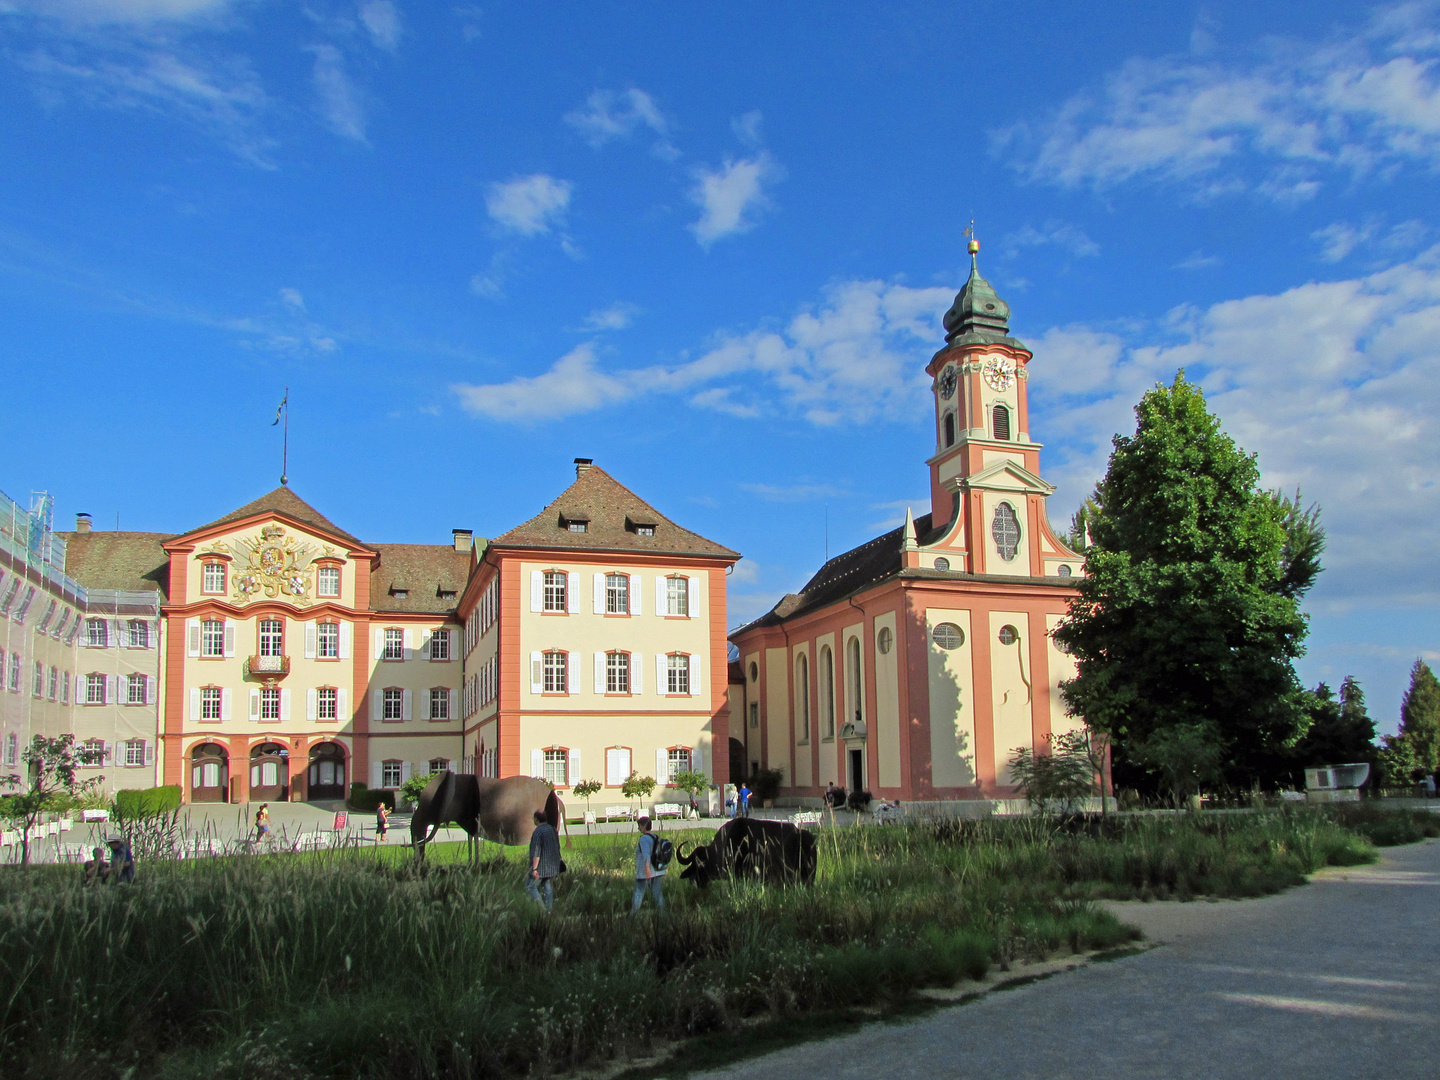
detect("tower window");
top-left (992, 404), bottom-right (1011, 441)
top-left (992, 503), bottom-right (1021, 562)
top-left (943, 412), bottom-right (956, 447)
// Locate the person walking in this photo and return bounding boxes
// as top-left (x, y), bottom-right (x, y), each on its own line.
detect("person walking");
top-left (631, 816), bottom-right (666, 914)
top-left (254, 804), bottom-right (271, 844)
top-left (737, 782), bottom-right (752, 818)
top-left (375, 802), bottom-right (390, 843)
top-left (525, 810), bottom-right (561, 912)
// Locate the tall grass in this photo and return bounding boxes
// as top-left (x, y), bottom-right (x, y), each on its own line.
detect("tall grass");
top-left (0, 809), bottom-right (1386, 1080)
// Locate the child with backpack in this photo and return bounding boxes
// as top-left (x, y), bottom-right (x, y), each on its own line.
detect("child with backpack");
top-left (631, 816), bottom-right (672, 914)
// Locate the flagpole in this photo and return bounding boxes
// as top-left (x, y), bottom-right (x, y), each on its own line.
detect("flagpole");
top-left (281, 387), bottom-right (289, 487)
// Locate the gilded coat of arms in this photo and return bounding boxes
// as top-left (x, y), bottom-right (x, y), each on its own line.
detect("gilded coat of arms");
top-left (204, 525), bottom-right (329, 607)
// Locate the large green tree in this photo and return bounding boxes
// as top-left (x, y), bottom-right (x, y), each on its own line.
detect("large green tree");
top-left (1397, 659), bottom-right (1440, 776)
top-left (1053, 373), bottom-right (1321, 789)
top-left (1294, 678), bottom-right (1377, 768)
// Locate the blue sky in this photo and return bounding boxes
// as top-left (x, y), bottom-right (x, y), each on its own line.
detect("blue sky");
top-left (2, 0), bottom-right (1437, 733)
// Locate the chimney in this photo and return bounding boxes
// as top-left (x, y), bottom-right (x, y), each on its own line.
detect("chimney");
top-left (452, 529), bottom-right (473, 553)
top-left (75, 513), bottom-right (92, 534)
top-left (574, 457), bottom-right (594, 478)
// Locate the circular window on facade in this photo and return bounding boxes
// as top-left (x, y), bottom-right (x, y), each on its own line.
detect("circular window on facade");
top-left (748, 662), bottom-right (758, 682)
top-left (932, 623), bottom-right (965, 650)
top-left (877, 626), bottom-right (893, 654)
top-left (933, 556), bottom-right (950, 572)
top-left (1057, 564), bottom-right (1072, 578)
top-left (998, 625), bottom-right (1019, 646)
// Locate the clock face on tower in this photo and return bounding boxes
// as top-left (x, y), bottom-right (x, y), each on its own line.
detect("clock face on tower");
top-left (938, 365), bottom-right (958, 400)
top-left (982, 355), bottom-right (1015, 392)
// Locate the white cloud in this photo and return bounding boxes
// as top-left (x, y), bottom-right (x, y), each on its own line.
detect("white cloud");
top-left (729, 558), bottom-right (761, 584)
top-left (581, 303), bottom-right (640, 331)
top-left (740, 483), bottom-right (847, 503)
top-left (278, 287), bottom-right (306, 313)
top-left (565, 88), bottom-right (673, 155)
top-left (688, 152), bottom-right (781, 247)
top-left (485, 174), bottom-right (572, 236)
top-left (310, 44), bottom-right (366, 143)
top-left (731, 109), bottom-right (763, 146)
top-left (1313, 217), bottom-right (1430, 262)
top-left (868, 497), bottom-right (932, 530)
top-left (12, 0), bottom-right (231, 23)
top-left (1001, 221), bottom-right (1101, 258)
top-left (1174, 250), bottom-right (1222, 270)
top-left (1313, 221), bottom-right (1375, 263)
top-left (452, 343), bottom-right (631, 421)
top-left (998, 4), bottom-right (1440, 201)
top-left (358, 0), bottom-right (401, 50)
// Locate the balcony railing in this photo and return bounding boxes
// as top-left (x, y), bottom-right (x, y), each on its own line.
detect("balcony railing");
top-left (247, 655), bottom-right (290, 679)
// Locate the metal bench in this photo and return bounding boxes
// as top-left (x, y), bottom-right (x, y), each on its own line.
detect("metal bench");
top-left (791, 811), bottom-right (823, 827)
top-left (653, 803), bottom-right (683, 819)
top-left (604, 805), bottom-right (636, 822)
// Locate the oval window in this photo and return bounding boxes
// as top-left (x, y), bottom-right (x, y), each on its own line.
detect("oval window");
top-left (932, 623), bottom-right (965, 650)
top-left (877, 627), bottom-right (893, 654)
top-left (748, 662), bottom-right (758, 682)
top-left (1057, 564), bottom-right (1072, 578)
top-left (998, 625), bottom-right (1019, 646)
top-left (991, 503), bottom-right (1021, 561)
top-left (934, 557), bottom-right (950, 572)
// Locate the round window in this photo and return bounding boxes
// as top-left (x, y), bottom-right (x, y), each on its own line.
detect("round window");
top-left (933, 556), bottom-right (950, 572)
top-left (877, 626), bottom-right (893, 654)
top-left (998, 625), bottom-right (1019, 646)
top-left (1057, 565), bottom-right (1072, 578)
top-left (748, 662), bottom-right (758, 682)
top-left (932, 623), bottom-right (965, 650)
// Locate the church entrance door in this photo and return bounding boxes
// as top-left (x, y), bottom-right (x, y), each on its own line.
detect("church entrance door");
top-left (848, 748), bottom-right (865, 794)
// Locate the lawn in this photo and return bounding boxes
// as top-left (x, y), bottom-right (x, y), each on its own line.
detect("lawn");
top-left (0, 807), bottom-right (1425, 1080)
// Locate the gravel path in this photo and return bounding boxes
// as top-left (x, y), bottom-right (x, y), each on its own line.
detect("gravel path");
top-left (697, 838), bottom-right (1440, 1080)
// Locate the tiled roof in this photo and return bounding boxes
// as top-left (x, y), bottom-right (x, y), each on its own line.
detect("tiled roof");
top-left (491, 465), bottom-right (738, 559)
top-left (370, 544), bottom-right (472, 615)
top-left (186, 487), bottom-right (365, 547)
top-left (58, 532), bottom-right (173, 599)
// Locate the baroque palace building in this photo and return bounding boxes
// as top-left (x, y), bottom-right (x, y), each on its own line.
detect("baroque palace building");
top-left (730, 244), bottom-right (1085, 806)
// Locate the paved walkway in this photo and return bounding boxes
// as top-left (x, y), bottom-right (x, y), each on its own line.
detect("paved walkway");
top-left (699, 839), bottom-right (1440, 1080)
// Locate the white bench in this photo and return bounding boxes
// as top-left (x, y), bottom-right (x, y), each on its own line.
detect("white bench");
top-left (653, 803), bottom-right (684, 819)
top-left (604, 805), bottom-right (636, 822)
top-left (293, 833), bottom-right (330, 851)
top-left (872, 803), bottom-right (906, 823)
top-left (82, 809), bottom-right (110, 822)
top-left (791, 811), bottom-right (823, 827)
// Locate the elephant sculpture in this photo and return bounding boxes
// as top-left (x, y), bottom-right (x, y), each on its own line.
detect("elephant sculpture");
top-left (410, 771), bottom-right (565, 859)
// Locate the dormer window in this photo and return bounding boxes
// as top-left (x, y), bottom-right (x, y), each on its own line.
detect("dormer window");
top-left (567, 522), bottom-right (587, 533)
top-left (437, 589), bottom-right (457, 600)
top-left (559, 511), bottom-right (590, 533)
top-left (626, 516), bottom-right (658, 537)
top-left (389, 586), bottom-right (409, 600)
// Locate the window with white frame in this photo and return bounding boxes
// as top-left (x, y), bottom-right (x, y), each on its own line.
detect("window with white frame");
top-left (260, 687), bottom-right (281, 720)
top-left (383, 628), bottom-right (404, 661)
top-left (258, 619), bottom-right (283, 657)
top-left (665, 576), bottom-right (689, 616)
top-left (48, 666), bottom-right (58, 701)
top-left (316, 565), bottom-right (341, 597)
top-left (32, 662), bottom-right (43, 698)
top-left (383, 687), bottom-right (403, 721)
top-left (317, 687), bottom-right (338, 720)
top-left (429, 687), bottom-right (450, 720)
top-left (8, 653), bottom-right (20, 692)
top-left (543, 748), bottom-right (568, 786)
top-left (201, 687), bottom-right (222, 720)
top-left (86, 673), bottom-right (105, 705)
top-left (124, 740), bottom-right (146, 767)
top-left (667, 747), bottom-right (691, 780)
top-left (127, 674), bottom-right (147, 705)
top-left (605, 573), bottom-right (629, 614)
top-left (37, 599), bottom-right (56, 634)
top-left (428, 757), bottom-right (450, 775)
top-left (666, 654), bottom-right (690, 695)
top-left (201, 620), bottom-right (224, 657)
top-left (543, 651), bottom-right (567, 693)
top-left (317, 621), bottom-right (339, 658)
top-left (127, 620), bottom-right (150, 649)
top-left (543, 571), bottom-right (567, 612)
top-left (202, 561), bottom-right (226, 593)
top-left (60, 671), bottom-right (69, 704)
top-left (430, 629), bottom-right (451, 661)
top-left (87, 618), bottom-right (107, 648)
top-left (381, 760), bottom-right (402, 788)
top-left (0, 578), bottom-right (16, 616)
top-left (606, 651), bottom-right (630, 693)
top-left (77, 739), bottom-right (105, 766)
top-left (13, 586), bottom-right (35, 622)
top-left (3, 733), bottom-right (15, 767)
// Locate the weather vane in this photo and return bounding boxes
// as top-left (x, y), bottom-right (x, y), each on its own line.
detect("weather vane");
top-left (963, 219), bottom-right (980, 266)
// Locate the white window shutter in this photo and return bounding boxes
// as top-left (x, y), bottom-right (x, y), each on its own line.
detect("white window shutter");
top-left (657, 748), bottom-right (668, 784)
top-left (339, 623), bottom-right (352, 659)
top-left (655, 576), bottom-right (666, 616)
top-left (250, 689), bottom-right (260, 719)
top-left (688, 576), bottom-right (700, 619)
top-left (449, 688), bottom-right (457, 719)
top-left (689, 653), bottom-right (702, 695)
top-left (420, 631), bottom-right (432, 660)
top-left (371, 688), bottom-right (381, 722)
top-left (403, 628), bottom-right (413, 661)
top-left (371, 762), bottom-right (382, 788)
top-left (187, 619), bottom-right (200, 657)
top-left (566, 572), bottom-right (580, 614)
top-left (402, 688), bottom-right (412, 721)
top-left (421, 689), bottom-right (431, 721)
top-left (222, 688), bottom-right (232, 721)
top-left (632, 652), bottom-right (642, 694)
top-left (104, 620), bottom-right (114, 648)
top-left (568, 748), bottom-right (581, 786)
top-left (189, 687), bottom-right (200, 722)
top-left (307, 688), bottom-right (318, 721)
top-left (374, 628), bottom-right (385, 658)
top-left (144, 675), bottom-right (154, 705)
top-left (144, 741), bottom-right (155, 766)
top-left (280, 689), bottom-right (291, 722)
top-left (595, 652), bottom-right (606, 694)
top-left (530, 651), bottom-right (543, 694)
top-left (594, 573), bottom-right (605, 614)
top-left (402, 760), bottom-right (413, 783)
top-left (694, 745), bottom-right (705, 775)
top-left (531, 748), bottom-right (544, 778)
top-left (105, 675), bottom-right (115, 704)
top-left (223, 623), bottom-right (235, 658)
top-left (530, 571), bottom-right (543, 612)
top-left (566, 653), bottom-right (579, 695)
top-left (305, 623), bottom-right (317, 659)
top-left (337, 688), bottom-right (348, 719)
top-left (657, 653), bottom-right (667, 694)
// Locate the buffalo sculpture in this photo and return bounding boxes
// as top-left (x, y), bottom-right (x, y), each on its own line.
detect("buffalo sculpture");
top-left (675, 817), bottom-right (817, 887)
top-left (410, 771), bottom-right (564, 859)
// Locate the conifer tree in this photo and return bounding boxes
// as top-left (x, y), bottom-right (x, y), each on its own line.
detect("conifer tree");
top-left (1398, 659), bottom-right (1440, 775)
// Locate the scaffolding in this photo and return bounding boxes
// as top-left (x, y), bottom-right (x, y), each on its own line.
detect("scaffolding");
top-left (0, 489), bottom-right (84, 603)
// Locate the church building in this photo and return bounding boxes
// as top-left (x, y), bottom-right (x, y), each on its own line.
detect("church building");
top-left (730, 242), bottom-right (1085, 806)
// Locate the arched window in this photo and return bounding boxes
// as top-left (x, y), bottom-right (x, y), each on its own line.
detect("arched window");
top-left (992, 404), bottom-right (1011, 440)
top-left (796, 653), bottom-right (810, 742)
top-left (820, 646), bottom-right (835, 739)
top-left (943, 412), bottom-right (956, 447)
top-left (992, 502), bottom-right (1022, 561)
top-left (846, 636), bottom-right (863, 725)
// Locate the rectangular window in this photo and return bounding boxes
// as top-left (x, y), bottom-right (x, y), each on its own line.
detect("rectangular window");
top-left (260, 687), bottom-right (281, 720)
top-left (32, 662), bottom-right (44, 698)
top-left (606, 651), bottom-right (630, 693)
top-left (8, 653), bottom-right (20, 692)
top-left (77, 740), bottom-right (105, 766)
top-left (54, 609), bottom-right (71, 639)
top-left (37, 600), bottom-right (56, 634)
top-left (47, 666), bottom-right (58, 701)
top-left (543, 571), bottom-right (567, 612)
top-left (13, 586), bottom-right (36, 623)
top-left (429, 687), bottom-right (450, 720)
top-left (428, 757), bottom-right (450, 775)
top-left (202, 562), bottom-right (226, 593)
top-left (317, 687), bottom-right (338, 720)
top-left (201, 620), bottom-right (224, 658)
top-left (566, 522), bottom-right (586, 533)
top-left (86, 673), bottom-right (106, 704)
top-left (667, 654), bottom-right (690, 695)
top-left (127, 674), bottom-right (147, 705)
top-left (127, 620), bottom-right (150, 649)
top-left (316, 565), bottom-right (340, 597)
top-left (60, 671), bottom-right (69, 704)
top-left (381, 760), bottom-right (403, 788)
top-left (749, 702), bottom-right (759, 729)
top-left (124, 740), bottom-right (145, 767)
top-left (605, 573), bottom-right (629, 614)
top-left (666, 576), bottom-right (689, 616)
top-left (383, 687), bottom-right (403, 721)
top-left (3, 734), bottom-right (15, 767)
top-left (543, 651), bottom-right (567, 693)
top-left (636, 525), bottom-right (655, 537)
top-left (87, 619), bottom-right (108, 648)
top-left (0, 577), bottom-right (17, 616)
top-left (430, 629), bottom-right (451, 661)
top-left (543, 748), bottom-right (568, 786)
top-left (383, 628), bottom-right (404, 661)
top-left (317, 622), bottom-right (339, 658)
top-left (258, 619), bottom-right (284, 657)
top-left (201, 687), bottom-right (222, 720)
top-left (605, 747), bottom-right (632, 786)
top-left (668, 748), bottom-right (691, 780)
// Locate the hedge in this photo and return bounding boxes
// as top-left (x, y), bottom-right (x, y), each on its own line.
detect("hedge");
top-left (347, 783), bottom-right (395, 813)
top-left (114, 786), bottom-right (182, 817)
